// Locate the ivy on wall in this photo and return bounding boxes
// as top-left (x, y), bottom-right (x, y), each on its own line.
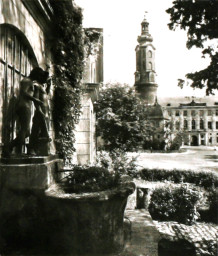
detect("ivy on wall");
top-left (49, 0), bottom-right (102, 165)
top-left (49, 0), bottom-right (84, 165)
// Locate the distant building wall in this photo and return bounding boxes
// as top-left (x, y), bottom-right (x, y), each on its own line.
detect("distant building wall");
top-left (164, 101), bottom-right (218, 146)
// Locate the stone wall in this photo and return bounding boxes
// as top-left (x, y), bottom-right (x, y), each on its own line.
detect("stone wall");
top-left (74, 28), bottom-right (103, 165)
top-left (75, 93), bottom-right (96, 164)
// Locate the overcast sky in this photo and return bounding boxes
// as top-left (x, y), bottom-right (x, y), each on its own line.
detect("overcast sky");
top-left (75, 0), bottom-right (214, 98)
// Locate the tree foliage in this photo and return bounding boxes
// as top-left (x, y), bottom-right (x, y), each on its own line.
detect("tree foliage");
top-left (166, 0), bottom-right (218, 95)
top-left (95, 83), bottom-right (153, 152)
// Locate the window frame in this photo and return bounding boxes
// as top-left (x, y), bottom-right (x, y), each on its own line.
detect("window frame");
top-left (0, 24), bottom-right (38, 147)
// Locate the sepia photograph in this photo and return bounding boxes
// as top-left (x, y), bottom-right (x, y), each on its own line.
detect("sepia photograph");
top-left (0, 0), bottom-right (217, 255)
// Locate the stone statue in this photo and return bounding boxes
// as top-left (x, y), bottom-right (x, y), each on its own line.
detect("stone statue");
top-left (28, 68), bottom-right (50, 156)
top-left (4, 68), bottom-right (44, 156)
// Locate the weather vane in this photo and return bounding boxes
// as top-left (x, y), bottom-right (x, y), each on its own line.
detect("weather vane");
top-left (144, 11), bottom-right (148, 19)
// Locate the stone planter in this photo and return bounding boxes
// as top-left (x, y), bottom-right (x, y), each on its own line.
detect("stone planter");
top-left (0, 169), bottom-right (135, 255)
top-left (42, 181), bottom-right (135, 255)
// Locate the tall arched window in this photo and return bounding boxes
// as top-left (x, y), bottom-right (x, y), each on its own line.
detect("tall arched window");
top-left (0, 25), bottom-right (38, 148)
top-left (148, 50), bottom-right (152, 58)
top-left (192, 120), bottom-right (196, 130)
top-left (148, 62), bottom-right (152, 70)
top-left (184, 119), bottom-right (188, 130)
top-left (200, 119), bottom-right (204, 129)
top-left (150, 72), bottom-right (155, 82)
top-left (176, 121), bottom-right (180, 130)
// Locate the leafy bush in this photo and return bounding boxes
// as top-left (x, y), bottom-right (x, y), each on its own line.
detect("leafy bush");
top-left (140, 168), bottom-right (218, 190)
top-left (168, 132), bottom-right (189, 150)
top-left (199, 188), bottom-right (218, 224)
top-left (149, 184), bottom-right (201, 224)
top-left (61, 166), bottom-right (120, 193)
top-left (207, 188), bottom-right (218, 224)
top-left (96, 150), bottom-right (139, 178)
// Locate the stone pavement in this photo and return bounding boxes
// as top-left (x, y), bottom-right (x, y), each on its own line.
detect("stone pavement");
top-left (154, 221), bottom-right (218, 256)
top-left (122, 209), bottom-right (160, 256)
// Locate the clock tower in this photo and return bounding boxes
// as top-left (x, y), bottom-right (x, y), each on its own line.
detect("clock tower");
top-left (134, 13), bottom-right (158, 105)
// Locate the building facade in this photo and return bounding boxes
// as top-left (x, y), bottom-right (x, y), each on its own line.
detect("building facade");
top-left (0, 0), bottom-right (55, 155)
top-left (75, 28), bottom-right (103, 164)
top-left (163, 100), bottom-right (218, 146)
top-left (0, 0), bottom-right (102, 163)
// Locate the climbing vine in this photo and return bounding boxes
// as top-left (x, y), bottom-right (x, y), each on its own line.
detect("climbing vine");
top-left (49, 0), bottom-right (84, 165)
top-left (49, 0), bottom-right (102, 166)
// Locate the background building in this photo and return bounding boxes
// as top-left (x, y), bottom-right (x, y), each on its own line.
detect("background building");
top-left (134, 15), bottom-right (218, 148)
top-left (161, 98), bottom-right (218, 146)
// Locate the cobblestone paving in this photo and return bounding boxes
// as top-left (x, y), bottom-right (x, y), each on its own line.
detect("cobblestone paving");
top-left (154, 221), bottom-right (218, 255)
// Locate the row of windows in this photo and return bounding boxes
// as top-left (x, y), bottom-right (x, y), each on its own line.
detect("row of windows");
top-left (168, 109), bottom-right (218, 117)
top-left (174, 120), bottom-right (218, 130)
top-left (201, 133), bottom-right (218, 145)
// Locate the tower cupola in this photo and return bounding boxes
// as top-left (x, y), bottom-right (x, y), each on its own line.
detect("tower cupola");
top-left (141, 17), bottom-right (149, 35)
top-left (138, 12), bottom-right (153, 43)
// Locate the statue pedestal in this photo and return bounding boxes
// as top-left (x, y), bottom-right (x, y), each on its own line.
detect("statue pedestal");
top-left (0, 155), bottom-right (64, 253)
top-left (0, 155), bottom-right (63, 190)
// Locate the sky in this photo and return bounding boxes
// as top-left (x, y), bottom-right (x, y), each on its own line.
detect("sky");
top-left (74, 0), bottom-right (214, 98)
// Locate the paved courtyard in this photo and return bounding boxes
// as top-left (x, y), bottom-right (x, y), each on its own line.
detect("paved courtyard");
top-left (129, 146), bottom-right (218, 172)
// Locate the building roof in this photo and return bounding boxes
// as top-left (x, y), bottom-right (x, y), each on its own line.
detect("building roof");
top-left (158, 96), bottom-right (218, 108)
top-left (147, 102), bottom-right (168, 120)
top-left (180, 100), bottom-right (207, 107)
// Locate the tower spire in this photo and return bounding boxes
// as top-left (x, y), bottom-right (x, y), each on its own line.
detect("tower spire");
top-left (141, 11), bottom-right (150, 35)
top-left (134, 13), bottom-right (158, 105)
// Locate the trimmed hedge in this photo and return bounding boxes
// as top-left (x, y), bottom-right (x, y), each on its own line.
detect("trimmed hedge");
top-left (140, 168), bottom-right (218, 189)
top-left (149, 184), bottom-right (201, 224)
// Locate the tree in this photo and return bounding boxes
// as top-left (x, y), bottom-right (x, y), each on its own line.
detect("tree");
top-left (166, 0), bottom-right (218, 95)
top-left (169, 131), bottom-right (189, 150)
top-left (95, 83), bottom-right (153, 152)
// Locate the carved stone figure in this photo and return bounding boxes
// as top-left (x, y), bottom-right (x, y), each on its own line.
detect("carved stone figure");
top-left (28, 68), bottom-right (50, 156)
top-left (5, 68), bottom-right (44, 156)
